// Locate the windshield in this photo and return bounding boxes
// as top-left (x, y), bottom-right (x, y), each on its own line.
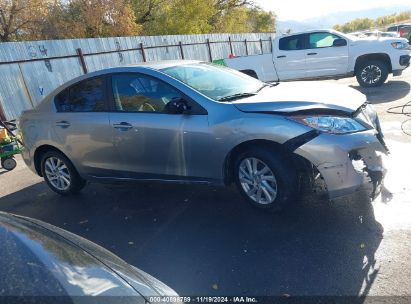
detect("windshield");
top-left (161, 63), bottom-right (263, 101)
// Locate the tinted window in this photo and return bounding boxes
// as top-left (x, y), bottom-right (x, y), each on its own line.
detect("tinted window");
top-left (112, 74), bottom-right (182, 112)
top-left (279, 35), bottom-right (305, 50)
top-left (55, 78), bottom-right (106, 112)
top-left (387, 26), bottom-right (397, 32)
top-left (308, 32), bottom-right (341, 48)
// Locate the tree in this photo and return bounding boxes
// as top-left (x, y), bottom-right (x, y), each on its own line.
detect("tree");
top-left (1, 0), bottom-right (276, 41)
top-left (137, 0), bottom-right (276, 35)
top-left (246, 7), bottom-right (276, 32)
top-left (42, 0), bottom-right (141, 39)
top-left (0, 0), bottom-right (50, 42)
top-left (130, 0), bottom-right (165, 24)
top-left (141, 0), bottom-right (216, 35)
top-left (333, 11), bottom-right (411, 33)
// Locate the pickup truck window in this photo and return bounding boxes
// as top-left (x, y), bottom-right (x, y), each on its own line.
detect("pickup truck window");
top-left (308, 32), bottom-right (341, 49)
top-left (279, 35), bottom-right (305, 51)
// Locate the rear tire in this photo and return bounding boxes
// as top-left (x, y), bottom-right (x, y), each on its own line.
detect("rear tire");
top-left (41, 151), bottom-right (86, 195)
top-left (356, 60), bottom-right (388, 87)
top-left (233, 147), bottom-right (298, 212)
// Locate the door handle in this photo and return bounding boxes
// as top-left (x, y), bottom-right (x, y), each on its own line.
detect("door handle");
top-left (277, 55), bottom-right (286, 58)
top-left (307, 52), bottom-right (318, 55)
top-left (55, 121), bottom-right (70, 128)
top-left (113, 122), bottom-right (133, 130)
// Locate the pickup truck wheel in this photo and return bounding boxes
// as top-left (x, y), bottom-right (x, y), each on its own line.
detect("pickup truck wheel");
top-left (41, 151), bottom-right (86, 195)
top-left (356, 60), bottom-right (388, 87)
top-left (234, 147), bottom-right (297, 212)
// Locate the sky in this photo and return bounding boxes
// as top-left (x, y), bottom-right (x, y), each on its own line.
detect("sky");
top-left (255, 0), bottom-right (411, 21)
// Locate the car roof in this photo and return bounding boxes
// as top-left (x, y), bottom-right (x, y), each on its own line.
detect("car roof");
top-left (125, 59), bottom-right (201, 70)
top-left (115, 59), bottom-right (201, 70)
top-left (389, 23), bottom-right (411, 27)
top-left (278, 29), bottom-right (343, 37)
top-left (71, 59), bottom-right (201, 85)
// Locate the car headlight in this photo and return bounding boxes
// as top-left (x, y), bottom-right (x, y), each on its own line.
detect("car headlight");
top-left (391, 41), bottom-right (410, 49)
top-left (288, 116), bottom-right (367, 134)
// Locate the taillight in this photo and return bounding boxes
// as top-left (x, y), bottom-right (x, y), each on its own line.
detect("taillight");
top-left (399, 28), bottom-right (405, 37)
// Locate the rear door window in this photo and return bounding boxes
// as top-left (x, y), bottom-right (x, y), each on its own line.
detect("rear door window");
top-left (55, 77), bottom-right (107, 112)
top-left (279, 34), bottom-right (305, 50)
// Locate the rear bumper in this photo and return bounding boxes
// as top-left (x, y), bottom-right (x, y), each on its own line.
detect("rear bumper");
top-left (294, 130), bottom-right (387, 200)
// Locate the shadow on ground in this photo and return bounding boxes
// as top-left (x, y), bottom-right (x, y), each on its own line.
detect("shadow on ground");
top-left (0, 181), bottom-right (383, 297)
top-left (350, 81), bottom-right (410, 104)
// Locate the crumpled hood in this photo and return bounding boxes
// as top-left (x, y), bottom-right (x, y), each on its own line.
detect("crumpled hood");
top-left (232, 81), bottom-right (367, 114)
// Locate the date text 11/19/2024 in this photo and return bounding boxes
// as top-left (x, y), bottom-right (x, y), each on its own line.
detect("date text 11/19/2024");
top-left (149, 296), bottom-right (258, 303)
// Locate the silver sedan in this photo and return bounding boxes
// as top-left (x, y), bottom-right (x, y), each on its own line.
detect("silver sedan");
top-left (19, 60), bottom-right (387, 210)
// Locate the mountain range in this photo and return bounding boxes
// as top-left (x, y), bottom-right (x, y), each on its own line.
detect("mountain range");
top-left (276, 5), bottom-right (411, 33)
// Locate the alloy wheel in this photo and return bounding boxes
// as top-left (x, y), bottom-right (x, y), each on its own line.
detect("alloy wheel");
top-left (238, 157), bottom-right (278, 205)
top-left (44, 157), bottom-right (71, 191)
top-left (360, 65), bottom-right (382, 85)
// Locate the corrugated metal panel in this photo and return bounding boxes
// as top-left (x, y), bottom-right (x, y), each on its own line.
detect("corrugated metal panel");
top-left (0, 32), bottom-right (274, 119)
top-left (0, 64), bottom-right (34, 119)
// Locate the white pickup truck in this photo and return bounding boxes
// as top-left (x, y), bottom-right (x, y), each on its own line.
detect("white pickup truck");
top-left (223, 29), bottom-right (411, 87)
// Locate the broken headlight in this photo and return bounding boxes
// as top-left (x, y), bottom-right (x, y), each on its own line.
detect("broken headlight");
top-left (288, 116), bottom-right (367, 134)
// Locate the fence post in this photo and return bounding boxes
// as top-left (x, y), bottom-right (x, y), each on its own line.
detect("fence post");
top-left (270, 37), bottom-right (273, 53)
top-left (140, 43), bottom-right (147, 62)
top-left (228, 36), bottom-right (233, 55)
top-left (179, 41), bottom-right (184, 59)
top-left (0, 102), bottom-right (6, 121)
top-left (206, 39), bottom-right (213, 62)
top-left (260, 38), bottom-right (263, 54)
top-left (76, 48), bottom-right (88, 74)
top-left (244, 39), bottom-right (248, 56)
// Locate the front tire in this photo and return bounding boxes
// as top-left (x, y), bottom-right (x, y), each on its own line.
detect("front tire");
top-left (356, 60), bottom-right (388, 87)
top-left (234, 147), bottom-right (297, 211)
top-left (41, 151), bottom-right (86, 195)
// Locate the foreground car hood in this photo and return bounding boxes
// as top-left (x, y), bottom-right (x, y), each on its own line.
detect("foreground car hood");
top-left (232, 81), bottom-right (366, 114)
top-left (0, 212), bottom-right (178, 299)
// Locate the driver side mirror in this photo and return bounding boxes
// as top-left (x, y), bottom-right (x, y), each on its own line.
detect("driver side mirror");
top-left (333, 38), bottom-right (347, 47)
top-left (165, 97), bottom-right (191, 114)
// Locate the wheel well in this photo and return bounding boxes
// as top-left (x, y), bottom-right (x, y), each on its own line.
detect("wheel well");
top-left (354, 53), bottom-right (392, 73)
top-left (239, 69), bottom-right (259, 79)
top-left (33, 145), bottom-right (67, 176)
top-left (223, 139), bottom-right (312, 185)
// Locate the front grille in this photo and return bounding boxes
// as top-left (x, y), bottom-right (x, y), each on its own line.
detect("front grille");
top-left (400, 55), bottom-right (410, 66)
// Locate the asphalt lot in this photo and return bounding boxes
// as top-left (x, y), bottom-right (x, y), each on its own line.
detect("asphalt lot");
top-left (1, 69), bottom-right (411, 297)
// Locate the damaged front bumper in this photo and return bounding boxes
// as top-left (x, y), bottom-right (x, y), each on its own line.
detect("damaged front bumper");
top-left (294, 129), bottom-right (388, 199)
